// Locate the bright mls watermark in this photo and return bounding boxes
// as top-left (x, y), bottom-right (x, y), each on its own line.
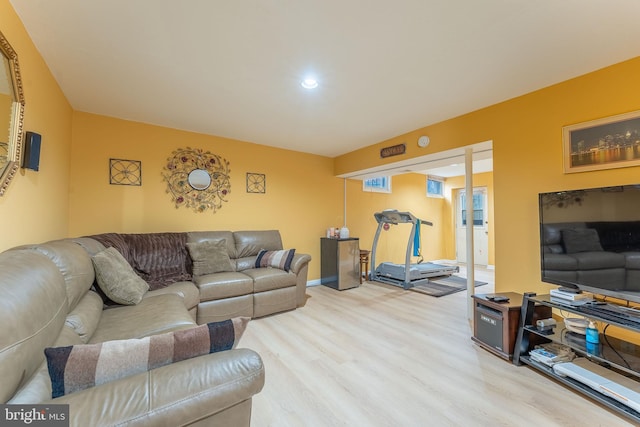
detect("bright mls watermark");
top-left (0, 405), bottom-right (69, 426)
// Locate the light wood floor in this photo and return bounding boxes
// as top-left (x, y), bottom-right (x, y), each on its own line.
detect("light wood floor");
top-left (242, 269), bottom-right (634, 427)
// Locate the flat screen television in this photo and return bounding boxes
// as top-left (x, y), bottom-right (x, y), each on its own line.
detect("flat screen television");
top-left (539, 183), bottom-right (640, 303)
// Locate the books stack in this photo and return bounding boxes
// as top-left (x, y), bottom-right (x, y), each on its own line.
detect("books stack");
top-left (529, 343), bottom-right (575, 366)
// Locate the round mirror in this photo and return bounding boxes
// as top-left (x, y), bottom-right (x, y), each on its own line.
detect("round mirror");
top-left (0, 31), bottom-right (25, 196)
top-left (188, 169), bottom-right (212, 190)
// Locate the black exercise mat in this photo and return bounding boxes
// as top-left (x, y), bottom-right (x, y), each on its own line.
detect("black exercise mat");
top-left (411, 275), bottom-right (487, 297)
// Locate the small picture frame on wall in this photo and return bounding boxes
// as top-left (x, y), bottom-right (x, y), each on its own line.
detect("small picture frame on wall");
top-left (563, 110), bottom-right (640, 173)
top-left (109, 158), bottom-right (142, 186)
top-left (246, 173), bottom-right (265, 193)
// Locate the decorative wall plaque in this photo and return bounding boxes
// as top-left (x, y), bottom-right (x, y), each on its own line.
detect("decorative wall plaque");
top-left (109, 159), bottom-right (142, 186)
top-left (380, 143), bottom-right (406, 158)
top-left (162, 147), bottom-right (231, 213)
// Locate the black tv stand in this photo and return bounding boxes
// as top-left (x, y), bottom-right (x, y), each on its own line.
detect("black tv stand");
top-left (514, 292), bottom-right (640, 423)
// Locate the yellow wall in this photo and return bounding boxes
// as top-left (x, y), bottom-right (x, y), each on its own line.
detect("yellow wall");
top-left (335, 56), bottom-right (640, 297)
top-left (68, 112), bottom-right (343, 280)
top-left (0, 0), bottom-right (73, 250)
top-left (344, 173), bottom-right (447, 265)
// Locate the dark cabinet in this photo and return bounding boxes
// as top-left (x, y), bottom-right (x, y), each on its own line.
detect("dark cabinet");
top-left (472, 292), bottom-right (551, 360)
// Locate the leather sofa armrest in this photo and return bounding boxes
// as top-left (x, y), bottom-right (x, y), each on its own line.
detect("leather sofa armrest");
top-left (45, 348), bottom-right (264, 427)
top-left (290, 253), bottom-right (312, 307)
top-left (289, 253), bottom-right (311, 275)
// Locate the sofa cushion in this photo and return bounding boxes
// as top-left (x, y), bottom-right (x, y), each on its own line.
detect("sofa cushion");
top-left (144, 281), bottom-right (200, 311)
top-left (65, 291), bottom-right (104, 343)
top-left (542, 253), bottom-right (578, 271)
top-left (243, 268), bottom-right (297, 293)
top-left (89, 294), bottom-right (196, 343)
top-left (72, 237), bottom-right (107, 256)
top-left (543, 222), bottom-right (587, 246)
top-left (572, 251), bottom-right (626, 270)
top-left (195, 272), bottom-right (254, 301)
top-left (253, 286), bottom-right (297, 318)
top-left (187, 231), bottom-right (236, 258)
top-left (236, 256), bottom-right (259, 272)
top-left (562, 228), bottom-right (603, 253)
top-left (624, 252), bottom-right (640, 269)
top-left (187, 239), bottom-right (234, 275)
top-left (544, 244), bottom-right (564, 254)
top-left (17, 240), bottom-right (96, 311)
top-left (45, 317), bottom-right (250, 398)
top-left (197, 295), bottom-right (254, 324)
top-left (234, 230), bottom-right (283, 258)
top-left (92, 247), bottom-right (149, 305)
top-left (255, 249), bottom-right (296, 272)
top-left (577, 268), bottom-right (626, 290)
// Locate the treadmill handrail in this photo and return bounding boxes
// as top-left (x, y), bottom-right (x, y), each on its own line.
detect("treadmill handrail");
top-left (373, 210), bottom-right (433, 227)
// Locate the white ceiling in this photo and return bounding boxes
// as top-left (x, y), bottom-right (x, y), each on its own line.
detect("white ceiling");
top-left (8, 0), bottom-right (640, 162)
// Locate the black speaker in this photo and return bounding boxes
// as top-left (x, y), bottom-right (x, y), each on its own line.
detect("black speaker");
top-left (22, 131), bottom-right (41, 171)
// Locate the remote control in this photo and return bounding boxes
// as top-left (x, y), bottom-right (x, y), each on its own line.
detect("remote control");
top-left (487, 295), bottom-right (509, 302)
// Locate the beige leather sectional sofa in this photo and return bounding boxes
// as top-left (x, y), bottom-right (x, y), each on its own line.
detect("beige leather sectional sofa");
top-left (0, 230), bottom-right (311, 426)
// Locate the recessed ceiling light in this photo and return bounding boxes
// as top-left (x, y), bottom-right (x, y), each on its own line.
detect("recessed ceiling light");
top-left (301, 78), bottom-right (318, 89)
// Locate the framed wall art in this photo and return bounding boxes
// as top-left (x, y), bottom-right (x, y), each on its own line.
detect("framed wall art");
top-left (109, 158), bottom-right (141, 186)
top-left (246, 173), bottom-right (265, 193)
top-left (563, 110), bottom-right (640, 173)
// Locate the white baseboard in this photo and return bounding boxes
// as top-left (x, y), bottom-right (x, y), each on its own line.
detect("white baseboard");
top-left (307, 279), bottom-right (322, 287)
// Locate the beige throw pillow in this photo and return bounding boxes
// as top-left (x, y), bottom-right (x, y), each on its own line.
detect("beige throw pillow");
top-left (187, 239), bottom-right (234, 276)
top-left (91, 247), bottom-right (149, 305)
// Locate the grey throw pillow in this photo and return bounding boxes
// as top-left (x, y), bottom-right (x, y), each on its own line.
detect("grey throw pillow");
top-left (187, 239), bottom-right (234, 276)
top-left (91, 247), bottom-right (149, 305)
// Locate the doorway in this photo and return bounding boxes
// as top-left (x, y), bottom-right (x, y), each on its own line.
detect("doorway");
top-left (455, 187), bottom-right (489, 266)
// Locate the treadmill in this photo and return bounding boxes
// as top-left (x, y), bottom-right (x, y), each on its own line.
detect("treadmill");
top-left (370, 210), bottom-right (459, 290)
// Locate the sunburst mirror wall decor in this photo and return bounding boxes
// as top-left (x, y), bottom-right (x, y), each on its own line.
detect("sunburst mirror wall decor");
top-left (162, 147), bottom-right (231, 213)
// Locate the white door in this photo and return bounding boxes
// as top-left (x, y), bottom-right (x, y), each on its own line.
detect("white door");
top-left (456, 187), bottom-right (489, 266)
